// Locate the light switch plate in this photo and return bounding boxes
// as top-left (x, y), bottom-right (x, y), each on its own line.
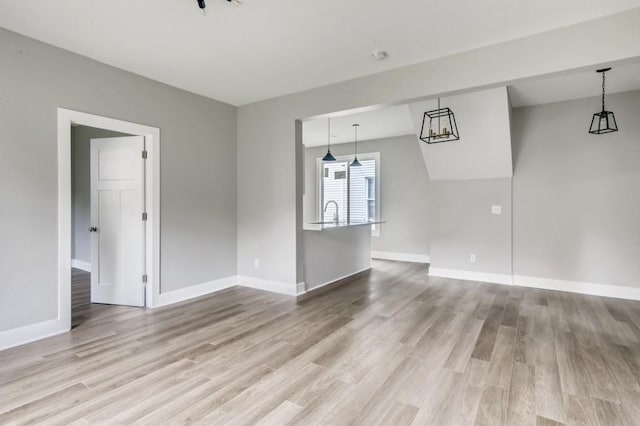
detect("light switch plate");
top-left (491, 205), bottom-right (502, 215)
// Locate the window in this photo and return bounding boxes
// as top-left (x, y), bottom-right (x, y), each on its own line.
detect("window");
top-left (321, 161), bottom-right (348, 223)
top-left (366, 177), bottom-right (375, 222)
top-left (318, 152), bottom-right (380, 235)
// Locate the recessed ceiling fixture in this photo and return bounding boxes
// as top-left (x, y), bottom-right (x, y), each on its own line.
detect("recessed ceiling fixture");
top-left (350, 124), bottom-right (362, 167)
top-left (322, 118), bottom-right (336, 162)
top-left (589, 67), bottom-right (618, 135)
top-left (371, 50), bottom-right (388, 61)
top-left (197, 0), bottom-right (241, 15)
top-left (419, 98), bottom-right (460, 144)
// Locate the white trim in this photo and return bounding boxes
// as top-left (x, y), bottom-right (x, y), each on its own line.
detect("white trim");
top-left (71, 259), bottom-right (92, 273)
top-left (57, 110), bottom-right (72, 335)
top-left (514, 275), bottom-right (640, 301)
top-left (427, 267), bottom-right (640, 301)
top-left (58, 108), bottom-right (161, 313)
top-left (152, 276), bottom-right (238, 308)
top-left (0, 319), bottom-right (68, 351)
top-left (2, 273), bottom-right (302, 350)
top-left (237, 276), bottom-right (299, 296)
top-left (304, 267), bottom-right (371, 293)
top-left (372, 251), bottom-right (430, 264)
top-left (429, 267), bottom-right (514, 285)
top-left (6, 270), bottom-right (638, 350)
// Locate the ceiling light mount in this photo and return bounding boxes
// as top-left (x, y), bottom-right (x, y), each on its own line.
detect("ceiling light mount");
top-left (197, 0), bottom-right (242, 15)
top-left (197, 0), bottom-right (207, 15)
top-left (371, 50), bottom-right (388, 61)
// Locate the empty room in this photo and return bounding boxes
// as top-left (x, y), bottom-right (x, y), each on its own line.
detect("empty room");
top-left (1, 1), bottom-right (640, 425)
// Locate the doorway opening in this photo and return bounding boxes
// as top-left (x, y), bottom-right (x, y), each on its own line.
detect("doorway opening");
top-left (58, 109), bottom-right (160, 332)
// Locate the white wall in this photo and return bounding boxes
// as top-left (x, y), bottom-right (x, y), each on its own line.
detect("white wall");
top-left (513, 90), bottom-right (640, 288)
top-left (238, 9), bottom-right (640, 291)
top-left (0, 28), bottom-right (237, 333)
top-left (305, 135), bottom-right (430, 259)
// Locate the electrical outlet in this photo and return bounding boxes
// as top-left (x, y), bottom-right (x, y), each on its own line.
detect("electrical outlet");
top-left (470, 254), bottom-right (476, 263)
top-left (491, 205), bottom-right (502, 215)
top-left (254, 258), bottom-right (260, 268)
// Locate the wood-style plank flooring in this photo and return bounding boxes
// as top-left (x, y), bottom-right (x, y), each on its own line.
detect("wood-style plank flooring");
top-left (2, 260), bottom-right (640, 425)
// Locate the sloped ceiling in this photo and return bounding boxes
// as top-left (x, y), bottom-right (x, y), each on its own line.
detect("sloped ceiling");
top-left (408, 87), bottom-right (513, 180)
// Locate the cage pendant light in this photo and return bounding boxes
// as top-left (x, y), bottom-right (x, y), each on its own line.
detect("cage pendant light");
top-left (589, 68), bottom-right (618, 135)
top-left (419, 98), bottom-right (460, 144)
top-left (350, 124), bottom-right (362, 167)
top-left (322, 117), bottom-right (336, 162)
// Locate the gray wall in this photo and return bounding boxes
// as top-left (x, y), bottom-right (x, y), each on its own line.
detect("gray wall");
top-left (430, 178), bottom-right (513, 275)
top-left (238, 11), bottom-right (640, 289)
top-left (303, 226), bottom-right (371, 290)
top-left (71, 126), bottom-right (131, 264)
top-left (0, 28), bottom-right (237, 332)
top-left (304, 135), bottom-right (431, 257)
top-left (512, 90), bottom-right (640, 287)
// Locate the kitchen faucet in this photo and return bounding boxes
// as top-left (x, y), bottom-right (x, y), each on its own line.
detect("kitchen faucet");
top-left (324, 200), bottom-right (339, 223)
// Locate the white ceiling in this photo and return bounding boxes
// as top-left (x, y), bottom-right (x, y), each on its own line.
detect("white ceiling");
top-left (1, 1), bottom-right (639, 106)
top-left (302, 104), bottom-right (413, 147)
top-left (509, 61), bottom-right (640, 107)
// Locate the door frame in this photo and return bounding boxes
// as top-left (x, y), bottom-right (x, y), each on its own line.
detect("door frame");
top-left (58, 108), bottom-right (160, 329)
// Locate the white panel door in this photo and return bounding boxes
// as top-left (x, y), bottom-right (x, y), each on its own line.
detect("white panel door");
top-left (90, 136), bottom-right (145, 306)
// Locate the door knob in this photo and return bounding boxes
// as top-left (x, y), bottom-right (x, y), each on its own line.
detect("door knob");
top-left (88, 226), bottom-right (97, 232)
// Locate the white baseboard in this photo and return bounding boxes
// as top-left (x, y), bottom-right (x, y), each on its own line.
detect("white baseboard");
top-left (152, 275), bottom-right (238, 308)
top-left (237, 275), bottom-right (299, 296)
top-left (428, 267), bottom-right (640, 301)
top-left (0, 318), bottom-right (68, 352)
top-left (71, 259), bottom-right (91, 273)
top-left (514, 275), bottom-right (640, 301)
top-left (296, 282), bottom-right (306, 295)
top-left (372, 251), bottom-right (430, 264)
top-left (429, 267), bottom-right (513, 285)
top-left (304, 267), bottom-right (371, 293)
top-left (5, 270), bottom-right (639, 352)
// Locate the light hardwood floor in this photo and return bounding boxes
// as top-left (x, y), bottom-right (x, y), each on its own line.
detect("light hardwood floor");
top-left (1, 260), bottom-right (640, 425)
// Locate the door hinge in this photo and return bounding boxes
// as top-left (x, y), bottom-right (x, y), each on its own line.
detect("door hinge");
top-left (142, 212), bottom-right (148, 221)
top-left (142, 274), bottom-right (148, 283)
top-left (142, 150), bottom-right (148, 159)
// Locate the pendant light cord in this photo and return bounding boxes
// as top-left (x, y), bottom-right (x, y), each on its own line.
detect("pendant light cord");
top-left (328, 117), bottom-right (331, 150)
top-left (354, 124), bottom-right (358, 159)
top-left (601, 71), bottom-right (606, 112)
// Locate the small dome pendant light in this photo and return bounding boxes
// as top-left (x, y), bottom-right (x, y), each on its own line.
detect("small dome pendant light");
top-left (350, 124), bottom-right (362, 167)
top-left (589, 67), bottom-right (619, 135)
top-left (322, 117), bottom-right (336, 162)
